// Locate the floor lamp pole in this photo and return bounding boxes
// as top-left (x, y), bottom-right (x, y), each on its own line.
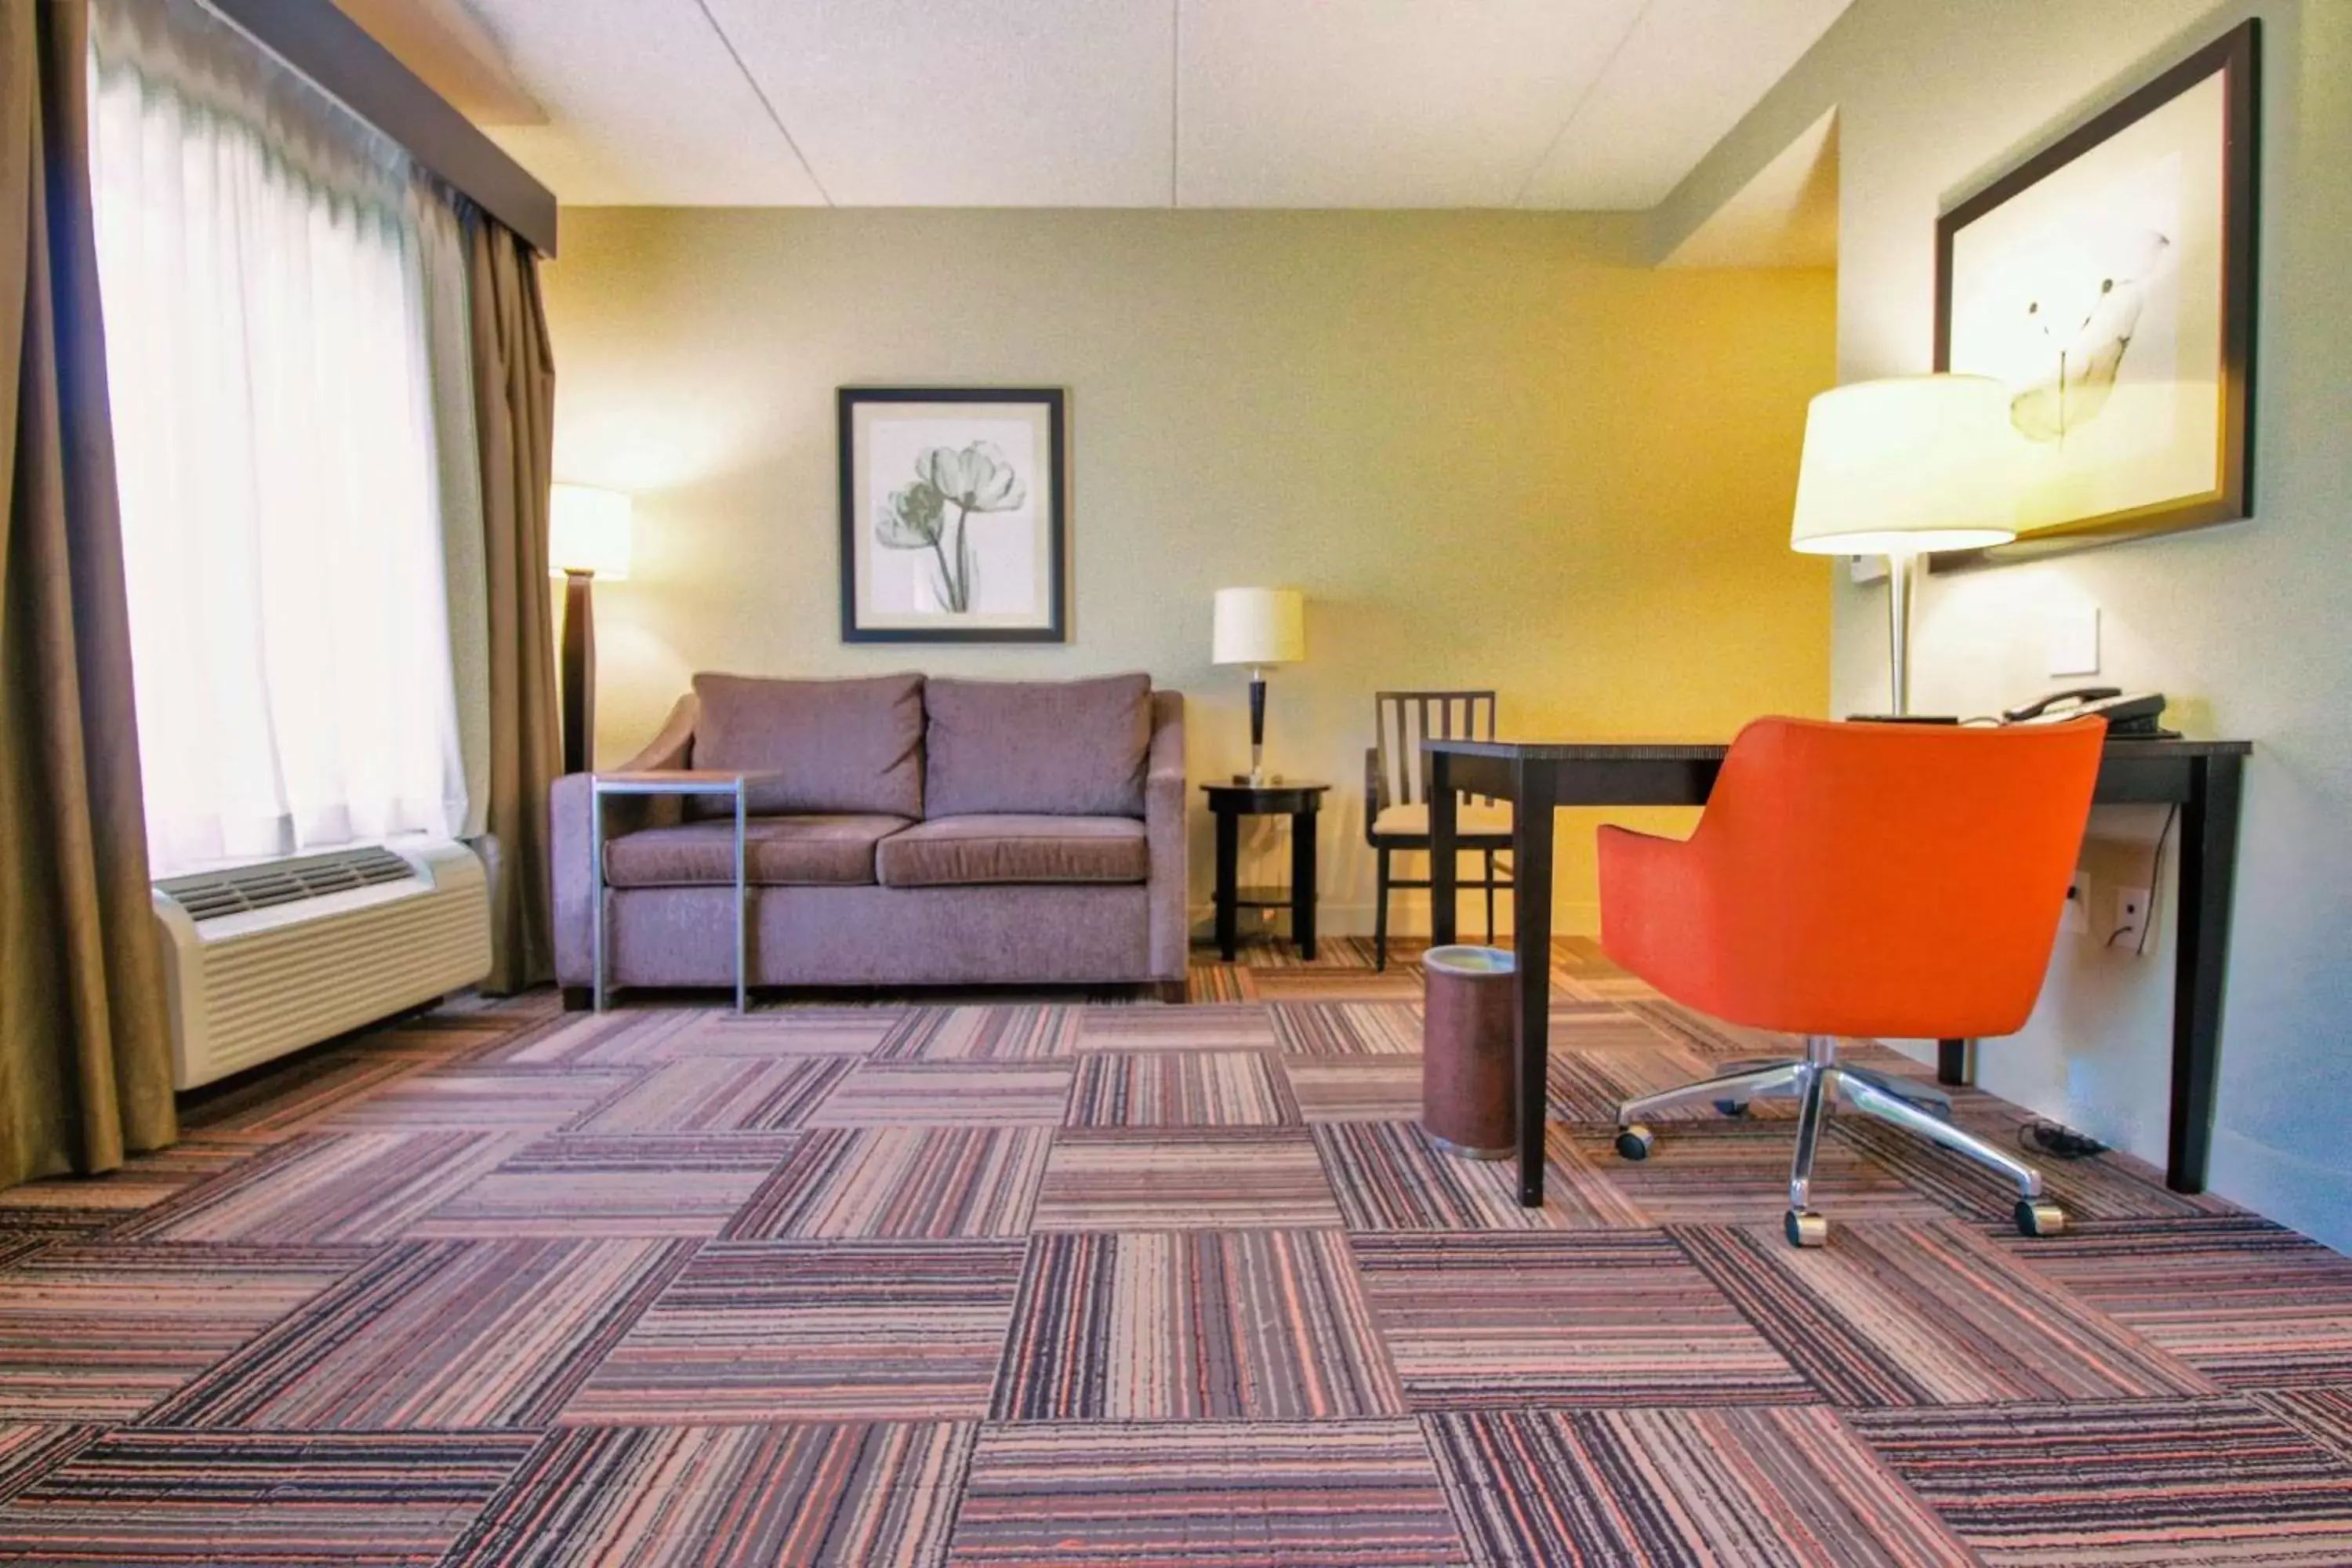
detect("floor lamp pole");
top-left (561, 568), bottom-right (597, 775)
top-left (1884, 550), bottom-right (1917, 719)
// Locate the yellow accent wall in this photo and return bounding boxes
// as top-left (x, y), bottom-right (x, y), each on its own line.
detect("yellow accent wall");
top-left (541, 209), bottom-right (1833, 936)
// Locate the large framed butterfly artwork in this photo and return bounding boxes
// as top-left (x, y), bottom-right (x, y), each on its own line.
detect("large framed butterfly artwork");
top-left (1935, 20), bottom-right (2257, 565)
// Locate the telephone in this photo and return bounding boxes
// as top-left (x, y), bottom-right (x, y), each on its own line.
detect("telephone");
top-left (2001, 687), bottom-right (2175, 737)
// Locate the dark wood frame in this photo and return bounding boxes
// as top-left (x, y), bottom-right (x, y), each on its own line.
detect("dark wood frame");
top-left (837, 387), bottom-right (1068, 644)
top-left (1935, 20), bottom-right (2258, 569)
top-left (1203, 782), bottom-right (1327, 962)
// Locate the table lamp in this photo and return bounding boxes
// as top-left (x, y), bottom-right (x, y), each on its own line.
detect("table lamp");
top-left (1789, 374), bottom-right (2018, 719)
top-left (550, 484), bottom-right (633, 773)
top-left (1212, 587), bottom-right (1306, 785)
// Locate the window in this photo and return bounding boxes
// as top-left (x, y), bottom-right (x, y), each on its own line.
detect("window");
top-left (88, 0), bottom-right (472, 873)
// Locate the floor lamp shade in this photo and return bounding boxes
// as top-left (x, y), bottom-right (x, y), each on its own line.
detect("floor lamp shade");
top-left (1212, 588), bottom-right (1305, 785)
top-left (550, 485), bottom-right (633, 773)
top-left (1789, 376), bottom-right (2018, 715)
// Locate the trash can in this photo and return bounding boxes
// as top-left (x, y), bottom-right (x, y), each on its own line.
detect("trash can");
top-left (1421, 945), bottom-right (1517, 1159)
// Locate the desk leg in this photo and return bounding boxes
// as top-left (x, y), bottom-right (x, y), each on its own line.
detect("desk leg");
top-left (1292, 808), bottom-right (1318, 960)
top-left (1214, 809), bottom-right (1240, 963)
top-left (1429, 753), bottom-right (1458, 949)
top-left (1937, 1040), bottom-right (1973, 1087)
top-left (2169, 753), bottom-right (2244, 1192)
top-left (1512, 764), bottom-right (1554, 1207)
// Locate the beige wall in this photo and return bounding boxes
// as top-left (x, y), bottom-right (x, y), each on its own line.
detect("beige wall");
top-left (543, 209), bottom-right (1834, 938)
top-left (1665, 1), bottom-right (2352, 1250)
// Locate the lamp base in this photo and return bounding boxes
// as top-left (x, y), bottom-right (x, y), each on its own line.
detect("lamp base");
top-left (1846, 713), bottom-right (1961, 725)
top-left (1232, 771), bottom-right (1286, 786)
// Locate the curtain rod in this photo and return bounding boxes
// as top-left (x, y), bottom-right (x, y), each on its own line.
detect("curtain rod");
top-left (205, 0), bottom-right (558, 257)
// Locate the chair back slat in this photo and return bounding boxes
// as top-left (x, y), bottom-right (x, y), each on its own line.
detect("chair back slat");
top-left (1374, 690), bottom-right (1497, 811)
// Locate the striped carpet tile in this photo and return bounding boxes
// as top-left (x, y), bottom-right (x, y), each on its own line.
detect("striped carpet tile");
top-left (1547, 1121), bottom-right (1950, 1226)
top-left (721, 1127), bottom-right (1051, 1240)
top-left (948, 1421), bottom-right (1467, 1566)
top-left (1544, 1039), bottom-right (1766, 1124)
top-left (870, 1007), bottom-right (1080, 1062)
top-left (564, 1240), bottom-right (1026, 1424)
top-left (112, 1130), bottom-right (525, 1243)
top-left (1266, 1002), bottom-right (1422, 1056)
top-left (1285, 1059), bottom-right (1425, 1123)
top-left (410, 1132), bottom-right (800, 1238)
top-left (0, 1429), bottom-right (537, 1567)
top-left (1352, 1232), bottom-right (1817, 1410)
top-left (463, 1009), bottom-right (703, 1066)
top-left (2256, 1387), bottom-right (2352, 1468)
top-left (314, 1068), bottom-right (642, 1131)
top-left (0, 1243), bottom-right (366, 1421)
top-left (1064, 1052), bottom-right (1299, 1127)
top-left (1312, 1122), bottom-right (1646, 1231)
top-left (0, 1426), bottom-right (99, 1508)
top-left (1033, 1131), bottom-right (1344, 1230)
top-left (1425, 1406), bottom-right (1974, 1568)
top-left (1849, 1397), bottom-right (2352, 1566)
top-left (1997, 1215), bottom-right (2352, 1388)
top-left (657, 1008), bottom-right (908, 1059)
top-left (444, 1423), bottom-right (976, 1568)
top-left (1832, 1116), bottom-right (2239, 1223)
top-left (995, 1230), bottom-right (1404, 1421)
top-left (147, 1238), bottom-right (694, 1430)
top-left (1673, 1220), bottom-right (2214, 1408)
top-left (1617, 997), bottom-right (1796, 1058)
top-left (804, 1064), bottom-right (1075, 1126)
top-left (0, 1140), bottom-right (249, 1215)
top-left (578, 1058), bottom-right (855, 1132)
top-left (178, 1051), bottom-right (427, 1139)
top-left (1073, 1006), bottom-right (1281, 1052)
top-left (1245, 967), bottom-right (1427, 1004)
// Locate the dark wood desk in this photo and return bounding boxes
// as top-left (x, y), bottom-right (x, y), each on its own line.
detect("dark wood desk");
top-left (1425, 735), bottom-right (2251, 1207)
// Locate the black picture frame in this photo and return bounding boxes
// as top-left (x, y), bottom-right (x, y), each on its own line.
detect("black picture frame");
top-left (837, 387), bottom-right (1068, 643)
top-left (1935, 20), bottom-right (2258, 569)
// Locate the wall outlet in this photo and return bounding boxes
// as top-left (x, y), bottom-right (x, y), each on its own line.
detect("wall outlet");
top-left (2114, 885), bottom-right (2151, 950)
top-left (2060, 869), bottom-right (2089, 935)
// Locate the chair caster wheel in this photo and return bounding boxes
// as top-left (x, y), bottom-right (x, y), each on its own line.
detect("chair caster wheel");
top-left (1784, 1209), bottom-right (1828, 1248)
top-left (2014, 1198), bottom-right (2065, 1237)
top-left (1713, 1098), bottom-right (1750, 1119)
top-left (1614, 1125), bottom-right (1654, 1162)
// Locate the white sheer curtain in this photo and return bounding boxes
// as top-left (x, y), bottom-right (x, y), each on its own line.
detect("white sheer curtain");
top-left (88, 0), bottom-right (471, 873)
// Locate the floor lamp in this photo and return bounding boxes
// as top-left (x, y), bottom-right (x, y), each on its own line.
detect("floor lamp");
top-left (1788, 375), bottom-right (2018, 720)
top-left (550, 485), bottom-right (633, 775)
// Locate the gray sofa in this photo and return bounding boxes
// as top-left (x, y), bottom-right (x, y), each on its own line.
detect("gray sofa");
top-left (551, 672), bottom-right (1188, 1000)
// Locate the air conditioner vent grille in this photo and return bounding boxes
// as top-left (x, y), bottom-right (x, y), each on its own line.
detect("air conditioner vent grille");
top-left (157, 845), bottom-right (417, 921)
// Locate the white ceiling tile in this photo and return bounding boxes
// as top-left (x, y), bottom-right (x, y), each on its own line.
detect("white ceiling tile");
top-left (1519, 0), bottom-right (1851, 209)
top-left (1175, 0), bottom-right (1646, 208)
top-left (705, 0), bottom-right (1174, 207)
top-left (466, 0), bottom-right (825, 205)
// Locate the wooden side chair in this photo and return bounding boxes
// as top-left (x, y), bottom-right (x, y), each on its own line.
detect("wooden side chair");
top-left (1365, 690), bottom-right (1512, 970)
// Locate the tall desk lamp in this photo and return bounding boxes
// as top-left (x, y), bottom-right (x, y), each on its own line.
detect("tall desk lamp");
top-left (1212, 587), bottom-right (1306, 785)
top-left (1789, 375), bottom-right (2018, 719)
top-left (550, 484), bottom-right (633, 774)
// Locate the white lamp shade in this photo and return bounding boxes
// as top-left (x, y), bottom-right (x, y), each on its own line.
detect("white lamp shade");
top-left (1212, 587), bottom-right (1305, 666)
top-left (550, 484), bottom-right (633, 579)
top-left (1790, 375), bottom-right (2020, 555)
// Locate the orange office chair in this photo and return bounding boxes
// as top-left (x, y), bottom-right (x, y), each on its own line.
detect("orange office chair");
top-left (1599, 715), bottom-right (2106, 1248)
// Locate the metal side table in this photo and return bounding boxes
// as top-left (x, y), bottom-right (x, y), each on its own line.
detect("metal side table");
top-left (590, 770), bottom-right (770, 1013)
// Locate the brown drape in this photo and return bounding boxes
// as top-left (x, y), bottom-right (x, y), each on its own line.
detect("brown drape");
top-left (0, 0), bottom-right (176, 1183)
top-left (466, 210), bottom-right (561, 993)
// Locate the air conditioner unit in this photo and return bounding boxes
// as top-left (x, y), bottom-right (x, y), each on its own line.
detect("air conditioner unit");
top-left (153, 838), bottom-right (492, 1090)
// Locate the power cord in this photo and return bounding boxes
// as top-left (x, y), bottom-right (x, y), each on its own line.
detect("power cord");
top-left (2020, 1120), bottom-right (2107, 1160)
top-left (2104, 804), bottom-right (2179, 953)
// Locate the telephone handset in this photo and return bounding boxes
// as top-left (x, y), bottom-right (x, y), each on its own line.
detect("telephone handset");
top-left (2001, 687), bottom-right (2175, 737)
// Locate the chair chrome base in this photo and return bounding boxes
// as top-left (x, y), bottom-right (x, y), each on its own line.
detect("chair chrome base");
top-left (1615, 1034), bottom-right (2060, 1247)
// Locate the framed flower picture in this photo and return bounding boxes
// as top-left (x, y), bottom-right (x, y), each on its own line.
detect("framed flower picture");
top-left (1934, 21), bottom-right (2257, 564)
top-left (837, 387), bottom-right (1067, 643)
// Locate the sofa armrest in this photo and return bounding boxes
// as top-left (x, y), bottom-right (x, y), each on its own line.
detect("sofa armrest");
top-left (551, 695), bottom-right (700, 986)
top-left (1145, 690), bottom-right (1188, 983)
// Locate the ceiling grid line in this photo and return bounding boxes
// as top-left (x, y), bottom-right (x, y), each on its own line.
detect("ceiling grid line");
top-left (1508, 0), bottom-right (1653, 209)
top-left (691, 0), bottom-right (834, 206)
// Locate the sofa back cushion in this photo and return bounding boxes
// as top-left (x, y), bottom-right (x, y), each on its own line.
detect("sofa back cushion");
top-left (924, 674), bottom-right (1152, 818)
top-left (691, 672), bottom-right (925, 818)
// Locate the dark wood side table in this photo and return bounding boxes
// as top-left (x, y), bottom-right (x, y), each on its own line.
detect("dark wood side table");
top-left (1202, 782), bottom-right (1327, 961)
top-left (1425, 735), bottom-right (2250, 1205)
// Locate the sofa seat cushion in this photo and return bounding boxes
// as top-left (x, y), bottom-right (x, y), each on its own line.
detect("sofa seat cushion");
top-left (876, 815), bottom-right (1148, 888)
top-left (1370, 800), bottom-right (1514, 840)
top-left (605, 815), bottom-right (912, 888)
